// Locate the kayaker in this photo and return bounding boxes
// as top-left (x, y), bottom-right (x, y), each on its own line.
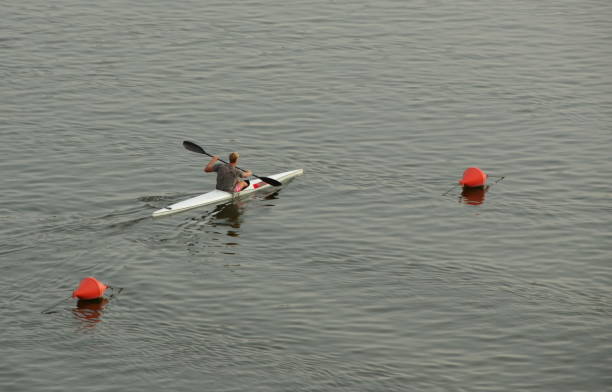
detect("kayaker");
top-left (204, 152), bottom-right (252, 193)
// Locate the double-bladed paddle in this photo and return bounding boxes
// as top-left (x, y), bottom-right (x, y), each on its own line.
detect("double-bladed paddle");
top-left (183, 140), bottom-right (282, 187)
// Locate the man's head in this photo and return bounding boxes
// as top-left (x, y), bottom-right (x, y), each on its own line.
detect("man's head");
top-left (229, 152), bottom-right (239, 163)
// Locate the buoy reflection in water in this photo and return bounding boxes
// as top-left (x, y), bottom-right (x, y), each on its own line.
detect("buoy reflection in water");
top-left (460, 186), bottom-right (487, 205)
top-left (72, 298), bottom-right (109, 326)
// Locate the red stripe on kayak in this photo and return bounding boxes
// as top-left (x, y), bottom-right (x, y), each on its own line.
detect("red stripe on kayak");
top-left (253, 182), bottom-right (268, 189)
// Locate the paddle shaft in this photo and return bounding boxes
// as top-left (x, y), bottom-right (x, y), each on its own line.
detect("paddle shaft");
top-left (183, 141), bottom-right (282, 186)
top-left (201, 151), bottom-right (251, 176)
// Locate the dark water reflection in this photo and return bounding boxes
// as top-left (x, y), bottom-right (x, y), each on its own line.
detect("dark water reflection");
top-left (71, 298), bottom-right (109, 326)
top-left (212, 202), bottom-right (245, 232)
top-left (460, 186), bottom-right (487, 205)
top-left (210, 189), bottom-right (280, 234)
top-left (264, 190), bottom-right (281, 201)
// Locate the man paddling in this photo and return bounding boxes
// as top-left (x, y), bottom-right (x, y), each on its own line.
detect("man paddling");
top-left (204, 152), bottom-right (252, 193)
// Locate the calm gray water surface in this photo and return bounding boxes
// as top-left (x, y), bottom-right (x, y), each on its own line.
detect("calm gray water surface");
top-left (1, 1), bottom-right (611, 391)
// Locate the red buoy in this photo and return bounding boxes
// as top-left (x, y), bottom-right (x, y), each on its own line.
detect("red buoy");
top-left (458, 167), bottom-right (487, 188)
top-left (72, 277), bottom-right (108, 300)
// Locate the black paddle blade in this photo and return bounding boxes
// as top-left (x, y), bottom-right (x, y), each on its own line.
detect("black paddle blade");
top-left (183, 140), bottom-right (206, 155)
top-left (183, 140), bottom-right (281, 186)
top-left (258, 176), bottom-right (282, 187)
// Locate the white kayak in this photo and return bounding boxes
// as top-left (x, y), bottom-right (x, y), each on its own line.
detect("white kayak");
top-left (152, 169), bottom-right (303, 217)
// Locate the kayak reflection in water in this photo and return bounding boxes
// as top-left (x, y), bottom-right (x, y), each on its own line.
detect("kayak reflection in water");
top-left (213, 202), bottom-right (245, 231)
top-left (204, 152), bottom-right (252, 193)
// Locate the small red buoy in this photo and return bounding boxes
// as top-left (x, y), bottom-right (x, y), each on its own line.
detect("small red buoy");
top-left (72, 277), bottom-right (108, 300)
top-left (458, 167), bottom-right (487, 188)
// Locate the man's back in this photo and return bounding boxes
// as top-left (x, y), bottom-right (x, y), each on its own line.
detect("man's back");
top-left (214, 163), bottom-right (241, 192)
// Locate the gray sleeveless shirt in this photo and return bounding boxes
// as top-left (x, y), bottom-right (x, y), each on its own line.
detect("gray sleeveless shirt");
top-left (213, 163), bottom-right (242, 192)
